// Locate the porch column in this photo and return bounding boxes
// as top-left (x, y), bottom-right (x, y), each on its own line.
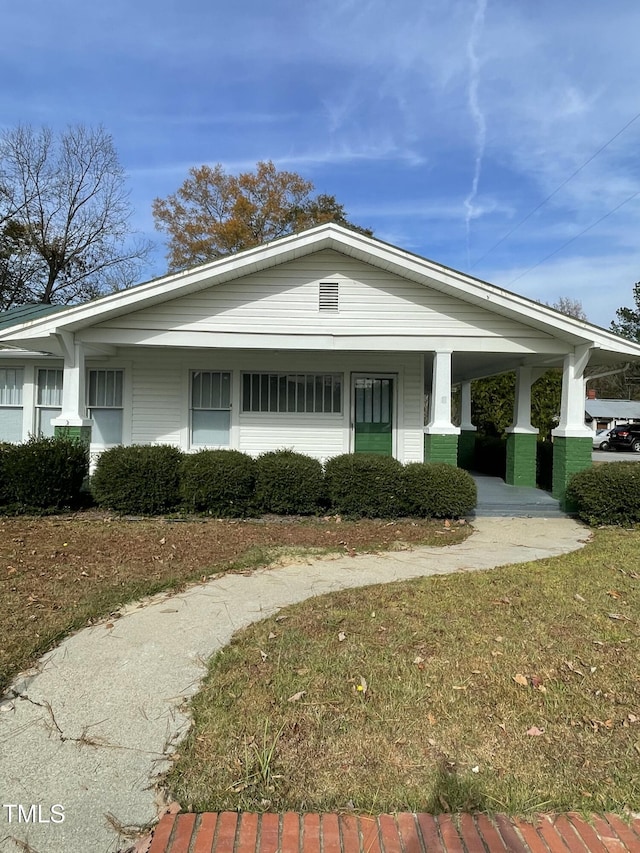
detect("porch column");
top-left (424, 350), bottom-right (460, 465)
top-left (51, 337), bottom-right (93, 445)
top-left (551, 346), bottom-right (592, 508)
top-left (505, 366), bottom-right (538, 487)
top-left (458, 380), bottom-right (477, 469)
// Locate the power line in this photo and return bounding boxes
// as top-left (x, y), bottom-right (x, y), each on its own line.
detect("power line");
top-left (506, 188), bottom-right (640, 286)
top-left (470, 108), bottom-right (640, 270)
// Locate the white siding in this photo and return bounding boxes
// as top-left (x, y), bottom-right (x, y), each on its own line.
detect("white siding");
top-left (93, 250), bottom-right (554, 343)
top-left (113, 348), bottom-right (423, 463)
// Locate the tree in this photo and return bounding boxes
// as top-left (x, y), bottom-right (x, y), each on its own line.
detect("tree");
top-left (550, 296), bottom-right (587, 321)
top-left (611, 282), bottom-right (640, 342)
top-left (152, 160), bottom-right (372, 271)
top-left (0, 124), bottom-right (150, 308)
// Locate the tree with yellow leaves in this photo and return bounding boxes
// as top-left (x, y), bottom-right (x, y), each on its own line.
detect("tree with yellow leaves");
top-left (152, 160), bottom-right (371, 271)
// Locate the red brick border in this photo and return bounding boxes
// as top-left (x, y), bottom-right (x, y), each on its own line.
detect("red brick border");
top-left (147, 811), bottom-right (640, 853)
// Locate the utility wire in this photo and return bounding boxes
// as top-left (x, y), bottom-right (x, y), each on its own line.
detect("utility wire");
top-left (470, 108), bottom-right (640, 270)
top-left (506, 188), bottom-right (640, 286)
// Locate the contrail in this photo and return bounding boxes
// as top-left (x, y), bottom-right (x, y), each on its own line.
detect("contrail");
top-left (464, 0), bottom-right (488, 267)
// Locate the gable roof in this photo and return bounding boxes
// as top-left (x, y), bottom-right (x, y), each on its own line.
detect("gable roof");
top-left (1, 223), bottom-right (639, 366)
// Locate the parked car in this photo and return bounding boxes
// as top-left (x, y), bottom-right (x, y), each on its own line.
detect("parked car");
top-left (607, 423), bottom-right (640, 452)
top-left (592, 430), bottom-right (612, 450)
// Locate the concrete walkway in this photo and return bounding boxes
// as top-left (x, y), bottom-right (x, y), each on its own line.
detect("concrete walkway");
top-left (0, 517), bottom-right (589, 853)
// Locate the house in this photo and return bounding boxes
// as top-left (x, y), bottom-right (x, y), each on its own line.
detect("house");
top-left (585, 394), bottom-right (640, 431)
top-left (1, 223), bottom-right (640, 506)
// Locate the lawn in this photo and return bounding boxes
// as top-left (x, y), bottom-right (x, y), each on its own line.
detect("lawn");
top-left (164, 527), bottom-right (640, 817)
top-left (0, 513), bottom-right (467, 693)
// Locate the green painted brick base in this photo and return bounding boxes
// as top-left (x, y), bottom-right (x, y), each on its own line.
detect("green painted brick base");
top-left (505, 432), bottom-right (537, 487)
top-left (54, 425), bottom-right (92, 446)
top-left (424, 433), bottom-right (459, 466)
top-left (457, 430), bottom-right (477, 470)
top-left (552, 436), bottom-right (593, 510)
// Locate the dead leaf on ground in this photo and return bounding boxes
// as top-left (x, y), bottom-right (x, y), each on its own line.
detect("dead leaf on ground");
top-left (338, 631), bottom-right (346, 642)
top-left (513, 674), bottom-right (529, 687)
top-left (526, 726), bottom-right (545, 736)
top-left (287, 691), bottom-right (305, 703)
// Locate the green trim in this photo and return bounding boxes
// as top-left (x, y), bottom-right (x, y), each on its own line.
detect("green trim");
top-left (354, 422), bottom-right (393, 455)
top-left (54, 425), bottom-right (92, 446)
top-left (552, 436), bottom-right (592, 510)
top-left (457, 430), bottom-right (476, 470)
top-left (505, 432), bottom-right (537, 487)
top-left (424, 433), bottom-right (459, 466)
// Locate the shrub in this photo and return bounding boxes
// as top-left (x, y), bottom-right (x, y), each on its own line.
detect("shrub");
top-left (254, 449), bottom-right (324, 515)
top-left (181, 450), bottom-right (256, 516)
top-left (1, 435), bottom-right (89, 511)
top-left (566, 462), bottom-right (640, 526)
top-left (403, 462), bottom-right (477, 518)
top-left (473, 435), bottom-right (506, 478)
top-left (91, 444), bottom-right (183, 515)
top-left (324, 453), bottom-right (405, 518)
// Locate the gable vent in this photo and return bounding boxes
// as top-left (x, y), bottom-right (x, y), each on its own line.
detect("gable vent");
top-left (319, 281), bottom-right (339, 312)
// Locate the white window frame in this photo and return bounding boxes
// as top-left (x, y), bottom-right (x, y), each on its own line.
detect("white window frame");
top-left (86, 368), bottom-right (125, 447)
top-left (0, 366), bottom-right (25, 443)
top-left (35, 367), bottom-right (63, 437)
top-left (190, 369), bottom-right (232, 448)
top-left (241, 372), bottom-right (343, 415)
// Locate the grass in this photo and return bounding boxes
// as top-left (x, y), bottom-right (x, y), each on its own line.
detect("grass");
top-left (0, 512), bottom-right (468, 694)
top-left (165, 527), bottom-right (640, 817)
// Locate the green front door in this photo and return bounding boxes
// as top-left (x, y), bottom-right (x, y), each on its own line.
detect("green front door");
top-left (353, 376), bottom-right (394, 455)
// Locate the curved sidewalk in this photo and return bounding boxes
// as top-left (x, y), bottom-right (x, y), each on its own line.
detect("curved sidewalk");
top-left (0, 517), bottom-right (589, 853)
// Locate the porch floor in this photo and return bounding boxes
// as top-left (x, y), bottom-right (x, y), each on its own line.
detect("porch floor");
top-left (471, 474), bottom-right (566, 517)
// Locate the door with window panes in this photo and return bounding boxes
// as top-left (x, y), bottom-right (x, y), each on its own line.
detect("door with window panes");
top-left (352, 375), bottom-right (394, 456)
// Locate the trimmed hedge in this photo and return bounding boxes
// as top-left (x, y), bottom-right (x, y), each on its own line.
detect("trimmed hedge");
top-left (324, 453), bottom-right (405, 518)
top-left (0, 435), bottom-right (89, 511)
top-left (91, 444), bottom-right (183, 515)
top-left (254, 449), bottom-right (325, 515)
top-left (567, 462), bottom-right (640, 526)
top-left (181, 450), bottom-right (256, 516)
top-left (403, 462), bottom-right (476, 518)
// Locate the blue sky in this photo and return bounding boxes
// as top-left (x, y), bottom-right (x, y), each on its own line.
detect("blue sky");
top-left (3, 0), bottom-right (640, 326)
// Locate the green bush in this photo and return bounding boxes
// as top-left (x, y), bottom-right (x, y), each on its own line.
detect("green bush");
top-left (254, 449), bottom-right (324, 515)
top-left (1, 435), bottom-right (89, 511)
top-left (181, 450), bottom-right (256, 516)
top-left (567, 462), bottom-right (640, 526)
top-left (473, 435), bottom-right (506, 478)
top-left (324, 453), bottom-right (405, 518)
top-left (91, 444), bottom-right (183, 515)
top-left (403, 462), bottom-right (477, 518)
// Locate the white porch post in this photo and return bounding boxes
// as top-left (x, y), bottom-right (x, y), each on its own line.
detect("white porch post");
top-left (424, 350), bottom-right (459, 465)
top-left (459, 381), bottom-right (476, 432)
top-left (458, 379), bottom-right (476, 469)
top-left (51, 336), bottom-right (93, 442)
top-left (552, 346), bottom-right (592, 438)
top-left (551, 346), bottom-right (592, 505)
top-left (505, 366), bottom-right (538, 486)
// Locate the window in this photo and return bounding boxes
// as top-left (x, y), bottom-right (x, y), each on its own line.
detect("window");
top-left (87, 369), bottom-right (124, 445)
top-left (191, 371), bottom-right (231, 445)
top-left (0, 368), bottom-right (23, 443)
top-left (36, 368), bottom-right (63, 437)
top-left (242, 373), bottom-right (342, 414)
top-left (319, 281), bottom-right (339, 311)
